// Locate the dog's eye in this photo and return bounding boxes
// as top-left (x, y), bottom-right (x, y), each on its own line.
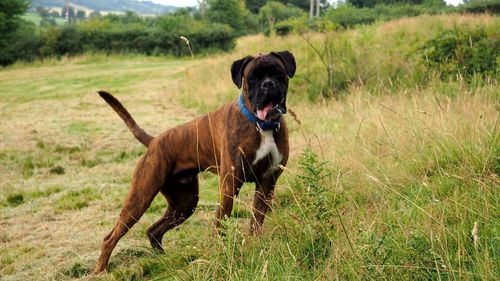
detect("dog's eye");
top-left (248, 77), bottom-right (258, 83)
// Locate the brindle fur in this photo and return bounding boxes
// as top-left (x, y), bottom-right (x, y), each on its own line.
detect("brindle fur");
top-left (93, 52), bottom-right (294, 274)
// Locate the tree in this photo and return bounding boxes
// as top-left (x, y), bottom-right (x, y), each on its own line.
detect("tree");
top-left (0, 0), bottom-right (29, 34)
top-left (76, 10), bottom-right (86, 20)
top-left (174, 7), bottom-right (196, 16)
top-left (0, 0), bottom-right (30, 66)
top-left (89, 10), bottom-right (101, 18)
top-left (247, 1), bottom-right (322, 14)
top-left (207, 0), bottom-right (246, 34)
top-left (197, 0), bottom-right (207, 18)
top-left (462, 0), bottom-right (500, 13)
top-left (348, 0), bottom-right (374, 7)
top-left (41, 17), bottom-right (57, 26)
top-left (275, 0), bottom-right (328, 13)
top-left (309, 0), bottom-right (321, 18)
top-left (246, 0), bottom-right (267, 13)
top-left (279, 0), bottom-right (310, 10)
top-left (61, 6), bottom-right (75, 20)
top-left (122, 10), bottom-right (142, 24)
top-left (422, 0), bottom-right (446, 6)
top-left (36, 6), bottom-right (50, 18)
top-left (259, 1), bottom-right (303, 35)
top-left (348, 0), bottom-right (425, 8)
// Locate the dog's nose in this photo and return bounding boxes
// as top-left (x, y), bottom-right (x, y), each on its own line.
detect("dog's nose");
top-left (261, 79), bottom-right (275, 90)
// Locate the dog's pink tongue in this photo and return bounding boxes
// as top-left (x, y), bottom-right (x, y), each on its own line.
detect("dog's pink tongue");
top-left (257, 103), bottom-right (273, 120)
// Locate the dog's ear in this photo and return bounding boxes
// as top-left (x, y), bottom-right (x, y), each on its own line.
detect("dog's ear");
top-left (231, 56), bottom-right (253, 89)
top-left (271, 51), bottom-right (296, 78)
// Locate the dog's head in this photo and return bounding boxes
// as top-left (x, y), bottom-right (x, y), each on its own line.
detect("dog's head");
top-left (231, 51), bottom-right (296, 122)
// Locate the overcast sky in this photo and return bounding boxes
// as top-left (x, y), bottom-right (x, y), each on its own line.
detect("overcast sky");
top-left (145, 0), bottom-right (464, 7)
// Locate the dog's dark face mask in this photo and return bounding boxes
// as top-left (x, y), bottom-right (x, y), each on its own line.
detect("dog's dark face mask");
top-left (231, 51), bottom-right (296, 122)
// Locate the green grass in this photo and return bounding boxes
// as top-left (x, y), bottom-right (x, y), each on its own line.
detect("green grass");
top-left (56, 187), bottom-right (102, 211)
top-left (0, 14), bottom-right (498, 281)
top-left (21, 12), bottom-right (66, 26)
top-left (3, 185), bottom-right (62, 208)
top-left (0, 55), bottom-right (185, 103)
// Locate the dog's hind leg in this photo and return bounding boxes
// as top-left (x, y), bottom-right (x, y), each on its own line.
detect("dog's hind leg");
top-left (147, 176), bottom-right (199, 251)
top-left (94, 142), bottom-right (167, 274)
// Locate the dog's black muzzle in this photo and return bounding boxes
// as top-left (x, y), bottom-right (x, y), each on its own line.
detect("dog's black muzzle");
top-left (251, 79), bottom-right (287, 121)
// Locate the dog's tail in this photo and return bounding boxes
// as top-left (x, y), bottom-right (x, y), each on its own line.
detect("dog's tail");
top-left (98, 91), bottom-right (154, 147)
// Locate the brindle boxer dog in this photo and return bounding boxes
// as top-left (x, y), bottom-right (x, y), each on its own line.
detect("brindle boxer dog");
top-left (93, 51), bottom-right (295, 273)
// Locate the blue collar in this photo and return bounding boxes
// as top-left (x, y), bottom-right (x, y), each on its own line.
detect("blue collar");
top-left (238, 94), bottom-right (281, 131)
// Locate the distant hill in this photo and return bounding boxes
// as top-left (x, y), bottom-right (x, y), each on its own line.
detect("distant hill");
top-left (30, 0), bottom-right (178, 15)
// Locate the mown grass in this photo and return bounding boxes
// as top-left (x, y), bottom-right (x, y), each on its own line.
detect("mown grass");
top-left (0, 55), bottom-right (186, 103)
top-left (21, 12), bottom-right (66, 26)
top-left (0, 14), bottom-right (498, 280)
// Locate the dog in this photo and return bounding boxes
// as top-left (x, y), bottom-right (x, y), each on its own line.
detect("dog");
top-left (93, 51), bottom-right (296, 273)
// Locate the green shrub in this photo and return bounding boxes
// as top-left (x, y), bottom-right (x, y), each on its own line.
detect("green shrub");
top-left (422, 26), bottom-right (499, 80)
top-left (63, 262), bottom-right (88, 278)
top-left (0, 0), bottom-right (31, 66)
top-left (75, 17), bottom-right (236, 56)
top-left (324, 3), bottom-right (436, 28)
top-left (207, 0), bottom-right (246, 35)
top-left (0, 20), bottom-right (40, 65)
top-left (277, 16), bottom-right (338, 35)
top-left (325, 4), bottom-right (379, 28)
top-left (462, 0), bottom-right (500, 14)
top-left (294, 147), bottom-right (332, 222)
top-left (275, 21), bottom-right (293, 36)
top-left (56, 25), bottom-right (84, 55)
top-left (306, 17), bottom-right (339, 32)
top-left (244, 12), bottom-right (260, 34)
top-left (6, 193), bottom-right (24, 207)
top-left (260, 1), bottom-right (304, 36)
top-left (1, 13), bottom-right (237, 65)
top-left (38, 26), bottom-right (59, 57)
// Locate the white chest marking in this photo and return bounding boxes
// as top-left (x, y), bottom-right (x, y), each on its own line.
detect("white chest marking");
top-left (253, 130), bottom-right (283, 174)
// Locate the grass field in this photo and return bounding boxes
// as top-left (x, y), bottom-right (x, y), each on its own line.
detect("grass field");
top-left (22, 12), bottom-right (67, 26)
top-left (0, 14), bottom-right (499, 280)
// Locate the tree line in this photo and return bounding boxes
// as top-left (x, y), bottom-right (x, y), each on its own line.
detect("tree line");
top-left (1, 0), bottom-right (498, 66)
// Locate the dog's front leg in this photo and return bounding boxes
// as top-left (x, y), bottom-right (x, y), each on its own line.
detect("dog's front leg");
top-left (214, 166), bottom-right (243, 232)
top-left (250, 177), bottom-right (277, 234)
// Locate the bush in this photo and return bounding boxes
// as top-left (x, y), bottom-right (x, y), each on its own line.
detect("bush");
top-left (306, 17), bottom-right (339, 32)
top-left (259, 1), bottom-right (304, 36)
top-left (0, 20), bottom-right (41, 65)
top-left (38, 26), bottom-right (59, 57)
top-left (0, 0), bottom-right (31, 65)
top-left (372, 3), bottom-right (426, 19)
top-left (207, 0), bottom-right (246, 35)
top-left (294, 147), bottom-right (332, 222)
top-left (462, 0), bottom-right (500, 14)
top-left (1, 13), bottom-right (237, 65)
top-left (422, 26), bottom-right (499, 80)
top-left (274, 15), bottom-right (338, 36)
top-left (324, 3), bottom-right (438, 28)
top-left (275, 21), bottom-right (293, 36)
top-left (324, 4), bottom-right (378, 28)
top-left (56, 25), bottom-right (84, 55)
top-left (244, 12), bottom-right (260, 34)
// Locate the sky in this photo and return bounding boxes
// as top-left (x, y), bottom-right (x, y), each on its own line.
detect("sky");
top-left (145, 0), bottom-right (464, 7)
